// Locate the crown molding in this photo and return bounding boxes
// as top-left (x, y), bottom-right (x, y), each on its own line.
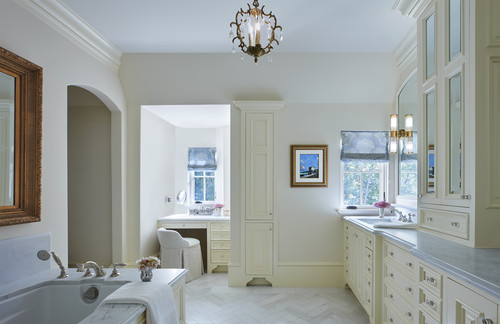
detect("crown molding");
top-left (393, 0), bottom-right (432, 18)
top-left (233, 101), bottom-right (285, 110)
top-left (393, 23), bottom-right (417, 69)
top-left (16, 0), bottom-right (122, 72)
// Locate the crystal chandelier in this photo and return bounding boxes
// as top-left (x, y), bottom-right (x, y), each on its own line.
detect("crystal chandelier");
top-left (229, 0), bottom-right (283, 63)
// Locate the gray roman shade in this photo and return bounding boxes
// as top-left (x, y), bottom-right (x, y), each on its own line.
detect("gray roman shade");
top-left (341, 131), bottom-right (389, 162)
top-left (188, 147), bottom-right (217, 170)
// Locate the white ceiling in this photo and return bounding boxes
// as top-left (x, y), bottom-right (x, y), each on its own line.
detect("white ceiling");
top-left (143, 105), bottom-right (230, 128)
top-left (60, 0), bottom-right (415, 54)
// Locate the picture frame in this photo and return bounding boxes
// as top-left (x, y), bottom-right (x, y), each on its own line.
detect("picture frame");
top-left (290, 145), bottom-right (328, 187)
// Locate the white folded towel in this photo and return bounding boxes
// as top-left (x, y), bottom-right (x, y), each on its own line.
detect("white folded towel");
top-left (373, 222), bottom-right (417, 229)
top-left (98, 282), bottom-right (179, 324)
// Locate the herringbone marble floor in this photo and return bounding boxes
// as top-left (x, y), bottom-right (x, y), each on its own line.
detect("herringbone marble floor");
top-left (184, 273), bottom-right (369, 324)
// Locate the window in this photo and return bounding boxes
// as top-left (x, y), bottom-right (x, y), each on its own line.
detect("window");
top-left (341, 131), bottom-right (389, 207)
top-left (342, 161), bottom-right (388, 206)
top-left (187, 147), bottom-right (217, 203)
top-left (190, 170), bottom-right (215, 202)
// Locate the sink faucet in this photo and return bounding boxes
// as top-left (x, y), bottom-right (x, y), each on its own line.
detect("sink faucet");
top-left (82, 261), bottom-right (106, 277)
top-left (391, 208), bottom-right (407, 222)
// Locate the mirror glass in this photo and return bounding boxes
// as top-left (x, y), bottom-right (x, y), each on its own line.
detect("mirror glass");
top-left (0, 71), bottom-right (15, 206)
top-left (449, 0), bottom-right (462, 61)
top-left (425, 12), bottom-right (436, 79)
top-left (176, 190), bottom-right (187, 205)
top-left (426, 90), bottom-right (436, 194)
top-left (449, 72), bottom-right (462, 194)
top-left (398, 74), bottom-right (418, 197)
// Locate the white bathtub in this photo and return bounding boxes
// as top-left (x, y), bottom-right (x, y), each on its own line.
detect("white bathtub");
top-left (0, 279), bottom-right (128, 324)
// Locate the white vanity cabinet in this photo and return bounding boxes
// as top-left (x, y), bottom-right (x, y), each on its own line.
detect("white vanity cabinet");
top-left (344, 222), bottom-right (378, 323)
top-left (414, 0), bottom-right (500, 247)
top-left (382, 240), bottom-right (418, 324)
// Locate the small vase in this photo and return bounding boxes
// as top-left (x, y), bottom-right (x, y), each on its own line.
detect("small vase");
top-left (378, 207), bottom-right (385, 218)
top-left (140, 267), bottom-right (153, 282)
top-left (213, 208), bottom-right (222, 216)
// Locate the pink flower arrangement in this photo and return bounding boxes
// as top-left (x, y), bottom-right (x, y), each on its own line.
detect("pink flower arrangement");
top-left (215, 203), bottom-right (225, 209)
top-left (373, 201), bottom-right (391, 208)
top-left (136, 256), bottom-right (160, 270)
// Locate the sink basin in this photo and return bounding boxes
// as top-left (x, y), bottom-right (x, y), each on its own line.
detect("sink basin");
top-left (350, 217), bottom-right (417, 229)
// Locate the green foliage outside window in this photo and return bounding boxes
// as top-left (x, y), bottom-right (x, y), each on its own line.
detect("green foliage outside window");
top-left (343, 161), bottom-right (384, 206)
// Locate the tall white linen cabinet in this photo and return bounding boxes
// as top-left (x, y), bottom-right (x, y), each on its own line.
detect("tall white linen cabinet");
top-left (229, 101), bottom-right (284, 286)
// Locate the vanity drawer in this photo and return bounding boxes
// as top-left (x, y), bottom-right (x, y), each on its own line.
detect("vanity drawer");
top-left (164, 222), bottom-right (207, 229)
top-left (211, 231), bottom-right (230, 240)
top-left (211, 240), bottom-right (230, 250)
top-left (419, 288), bottom-right (442, 321)
top-left (419, 264), bottom-right (442, 297)
top-left (419, 309), bottom-right (439, 324)
top-left (384, 262), bottom-right (418, 302)
top-left (211, 250), bottom-right (230, 263)
top-left (384, 303), bottom-right (410, 324)
top-left (364, 234), bottom-right (375, 251)
top-left (364, 260), bottom-right (373, 276)
top-left (364, 247), bottom-right (374, 264)
top-left (384, 282), bottom-right (416, 322)
top-left (384, 241), bottom-right (417, 276)
top-left (211, 222), bottom-right (230, 232)
top-left (420, 208), bottom-right (469, 240)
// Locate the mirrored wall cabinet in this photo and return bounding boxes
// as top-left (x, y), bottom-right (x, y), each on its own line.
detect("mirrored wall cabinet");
top-left (411, 0), bottom-right (500, 247)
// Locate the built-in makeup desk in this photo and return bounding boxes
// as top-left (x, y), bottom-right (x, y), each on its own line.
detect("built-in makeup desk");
top-left (157, 214), bottom-right (230, 273)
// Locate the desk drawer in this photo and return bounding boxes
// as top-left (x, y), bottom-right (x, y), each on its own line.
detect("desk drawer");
top-left (211, 222), bottom-right (230, 231)
top-left (211, 240), bottom-right (230, 250)
top-left (211, 250), bottom-right (230, 263)
top-left (164, 222), bottom-right (207, 229)
top-left (211, 231), bottom-right (230, 240)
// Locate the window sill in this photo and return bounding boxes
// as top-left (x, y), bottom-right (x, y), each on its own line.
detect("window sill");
top-left (337, 208), bottom-right (379, 217)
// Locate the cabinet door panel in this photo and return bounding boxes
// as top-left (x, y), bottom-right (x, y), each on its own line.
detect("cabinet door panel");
top-left (245, 223), bottom-right (273, 275)
top-left (445, 279), bottom-right (498, 324)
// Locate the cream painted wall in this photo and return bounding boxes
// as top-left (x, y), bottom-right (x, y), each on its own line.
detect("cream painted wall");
top-left (140, 109), bottom-right (176, 257)
top-left (0, 1), bottom-right (126, 266)
top-left (119, 52), bottom-right (398, 272)
top-left (68, 87), bottom-right (112, 266)
top-left (275, 103), bottom-right (391, 265)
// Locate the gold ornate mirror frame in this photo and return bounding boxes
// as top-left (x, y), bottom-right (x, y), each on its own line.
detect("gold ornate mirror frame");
top-left (0, 47), bottom-right (42, 226)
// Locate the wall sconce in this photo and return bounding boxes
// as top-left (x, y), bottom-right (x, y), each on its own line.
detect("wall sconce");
top-left (390, 113), bottom-right (414, 154)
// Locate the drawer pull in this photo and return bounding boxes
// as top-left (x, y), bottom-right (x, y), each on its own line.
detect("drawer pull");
top-left (369, 240), bottom-right (372, 244)
top-left (406, 312), bottom-right (412, 318)
top-left (346, 256), bottom-right (348, 260)
top-left (368, 254), bottom-right (371, 258)
top-left (355, 234), bottom-right (358, 238)
top-left (405, 287), bottom-right (413, 293)
top-left (425, 299), bottom-right (435, 307)
top-left (451, 222), bottom-right (460, 227)
top-left (389, 251), bottom-right (394, 256)
top-left (461, 194), bottom-right (471, 200)
top-left (346, 246), bottom-right (348, 250)
top-left (367, 298), bottom-right (370, 303)
top-left (426, 276), bottom-right (436, 284)
top-left (389, 318), bottom-right (393, 323)
top-left (389, 273), bottom-right (394, 278)
top-left (406, 262), bottom-right (413, 268)
top-left (367, 267), bottom-right (371, 272)
top-left (389, 294), bottom-right (394, 299)
top-left (367, 281), bottom-right (371, 286)
top-left (426, 217), bottom-right (433, 222)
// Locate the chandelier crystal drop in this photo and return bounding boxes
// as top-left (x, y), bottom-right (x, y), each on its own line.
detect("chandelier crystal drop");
top-left (230, 0), bottom-right (283, 63)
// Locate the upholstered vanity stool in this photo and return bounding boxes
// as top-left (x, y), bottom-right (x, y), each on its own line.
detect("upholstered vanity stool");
top-left (157, 228), bottom-right (203, 282)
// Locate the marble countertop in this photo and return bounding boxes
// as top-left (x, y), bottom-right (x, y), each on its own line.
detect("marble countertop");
top-left (344, 216), bottom-right (500, 300)
top-left (158, 214), bottom-right (230, 222)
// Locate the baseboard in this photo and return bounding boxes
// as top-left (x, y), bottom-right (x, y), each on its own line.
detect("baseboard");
top-left (275, 262), bottom-right (345, 287)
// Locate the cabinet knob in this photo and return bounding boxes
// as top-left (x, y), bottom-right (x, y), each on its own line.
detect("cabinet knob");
top-left (461, 194), bottom-right (471, 200)
top-left (425, 299), bottom-right (435, 307)
top-left (406, 287), bottom-right (413, 293)
top-left (451, 222), bottom-right (460, 227)
top-left (426, 276), bottom-right (436, 283)
top-left (406, 262), bottom-right (413, 268)
top-left (389, 294), bottom-right (393, 299)
top-left (406, 312), bottom-right (412, 318)
top-left (426, 217), bottom-right (433, 222)
top-left (269, 212), bottom-right (273, 216)
top-left (418, 194), bottom-right (423, 198)
top-left (389, 251), bottom-right (394, 256)
top-left (389, 318), bottom-right (393, 323)
top-left (389, 273), bottom-right (394, 278)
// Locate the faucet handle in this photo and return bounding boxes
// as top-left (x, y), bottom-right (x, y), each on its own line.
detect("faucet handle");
top-left (408, 213), bottom-right (415, 223)
top-left (83, 264), bottom-right (94, 277)
top-left (110, 263), bottom-right (127, 277)
top-left (76, 263), bottom-right (85, 272)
